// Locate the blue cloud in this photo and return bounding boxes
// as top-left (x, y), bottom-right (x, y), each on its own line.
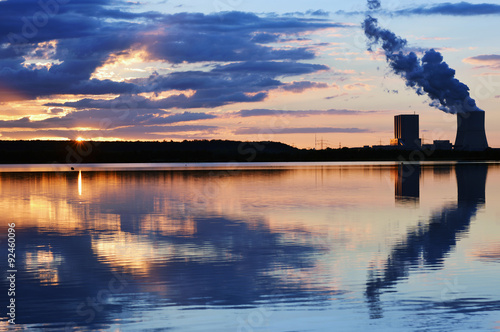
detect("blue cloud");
top-left (234, 127), bottom-right (371, 134)
top-left (337, 2), bottom-right (500, 17)
top-left (394, 2), bottom-right (500, 16)
top-left (237, 109), bottom-right (377, 117)
top-left (0, 109), bottom-right (216, 129)
top-left (0, 1), bottom-right (340, 104)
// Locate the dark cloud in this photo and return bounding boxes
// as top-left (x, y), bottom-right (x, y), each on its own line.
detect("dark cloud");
top-left (282, 10), bottom-right (330, 17)
top-left (48, 60), bottom-right (330, 110)
top-left (143, 11), bottom-right (347, 64)
top-left (0, 1), bottom-right (347, 139)
top-left (48, 80), bottom-right (270, 110)
top-left (234, 127), bottom-right (370, 134)
top-left (338, 2), bottom-right (500, 17)
top-left (47, 107), bottom-right (64, 114)
top-left (251, 33), bottom-right (280, 44)
top-left (468, 54), bottom-right (500, 62)
top-left (237, 109), bottom-right (375, 117)
top-left (394, 2), bottom-right (500, 16)
top-left (0, 0), bottom-right (146, 99)
top-left (325, 93), bottom-right (349, 99)
top-left (281, 81), bottom-right (329, 92)
top-left (308, 10), bottom-right (330, 17)
top-left (213, 61), bottom-right (329, 76)
top-left (0, 62), bottom-right (137, 100)
top-left (0, 109), bottom-right (216, 129)
top-left (0, 3), bottom-right (339, 103)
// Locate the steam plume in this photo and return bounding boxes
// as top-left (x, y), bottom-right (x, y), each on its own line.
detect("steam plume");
top-left (363, 0), bottom-right (482, 113)
top-left (367, 0), bottom-right (381, 11)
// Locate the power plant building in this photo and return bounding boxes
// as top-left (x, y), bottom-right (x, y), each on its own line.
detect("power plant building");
top-left (454, 112), bottom-right (488, 151)
top-left (390, 114), bottom-right (421, 150)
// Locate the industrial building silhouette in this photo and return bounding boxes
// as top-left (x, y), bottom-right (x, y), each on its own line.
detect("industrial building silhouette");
top-left (388, 112), bottom-right (488, 151)
top-left (390, 115), bottom-right (421, 150)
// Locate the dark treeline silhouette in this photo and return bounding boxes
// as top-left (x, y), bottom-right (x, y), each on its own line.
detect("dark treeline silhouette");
top-left (0, 140), bottom-right (499, 163)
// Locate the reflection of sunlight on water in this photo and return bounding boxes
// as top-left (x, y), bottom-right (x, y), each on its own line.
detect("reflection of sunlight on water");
top-left (78, 170), bottom-right (82, 196)
top-left (25, 248), bottom-right (63, 286)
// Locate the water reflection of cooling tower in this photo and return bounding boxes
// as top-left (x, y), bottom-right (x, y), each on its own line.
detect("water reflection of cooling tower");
top-left (395, 164), bottom-right (420, 203)
top-left (366, 163), bottom-right (488, 319)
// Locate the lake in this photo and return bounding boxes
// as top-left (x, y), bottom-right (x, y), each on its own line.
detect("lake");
top-left (1, 162), bottom-right (500, 331)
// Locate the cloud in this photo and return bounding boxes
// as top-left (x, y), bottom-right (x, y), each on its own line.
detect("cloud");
top-left (0, 1), bottom-right (351, 139)
top-left (1, 125), bottom-right (218, 140)
top-left (48, 84), bottom-right (270, 110)
top-left (463, 54), bottom-right (500, 70)
top-left (236, 108), bottom-right (376, 117)
top-left (337, 2), bottom-right (500, 17)
top-left (343, 83), bottom-right (373, 91)
top-left (280, 81), bottom-right (329, 93)
top-left (394, 2), bottom-right (500, 16)
top-left (47, 107), bottom-right (64, 114)
top-left (0, 109), bottom-right (216, 129)
top-left (48, 61), bottom-right (330, 110)
top-left (143, 11), bottom-right (348, 64)
top-left (251, 33), bottom-right (280, 44)
top-left (212, 61), bottom-right (329, 76)
top-left (234, 127), bottom-right (370, 134)
top-left (0, 1), bottom-right (144, 99)
top-left (282, 10), bottom-right (330, 17)
top-left (0, 3), bottom-right (340, 103)
top-left (325, 93), bottom-right (349, 99)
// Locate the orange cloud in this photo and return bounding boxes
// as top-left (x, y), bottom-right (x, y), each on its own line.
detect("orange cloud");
top-left (463, 54), bottom-right (500, 70)
top-left (343, 83), bottom-right (374, 91)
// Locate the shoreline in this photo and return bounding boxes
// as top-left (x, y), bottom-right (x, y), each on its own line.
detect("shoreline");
top-left (1, 140), bottom-right (499, 164)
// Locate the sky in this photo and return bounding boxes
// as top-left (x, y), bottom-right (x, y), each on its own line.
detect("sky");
top-left (0, 0), bottom-right (499, 148)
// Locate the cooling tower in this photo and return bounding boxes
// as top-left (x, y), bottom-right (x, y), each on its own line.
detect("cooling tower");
top-left (454, 112), bottom-right (488, 151)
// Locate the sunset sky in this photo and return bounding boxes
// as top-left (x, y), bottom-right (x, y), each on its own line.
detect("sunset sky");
top-left (0, 0), bottom-right (499, 148)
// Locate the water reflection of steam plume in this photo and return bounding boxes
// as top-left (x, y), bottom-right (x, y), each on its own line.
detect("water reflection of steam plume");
top-left (366, 164), bottom-right (488, 318)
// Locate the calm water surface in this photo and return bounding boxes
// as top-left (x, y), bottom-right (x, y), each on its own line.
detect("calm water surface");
top-left (1, 162), bottom-right (500, 331)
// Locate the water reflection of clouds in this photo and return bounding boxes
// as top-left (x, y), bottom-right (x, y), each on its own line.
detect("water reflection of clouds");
top-left (25, 247), bottom-right (63, 286)
top-left (469, 244), bottom-right (500, 263)
top-left (0, 170), bottom-right (341, 328)
top-left (1, 165), bottom-right (499, 330)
